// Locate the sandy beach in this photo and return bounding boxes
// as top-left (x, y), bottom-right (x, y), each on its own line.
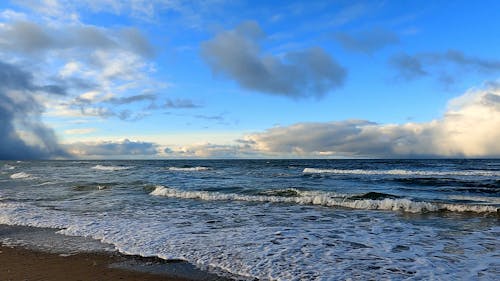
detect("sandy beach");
top-left (0, 224), bottom-right (230, 281)
top-left (0, 244), bottom-right (195, 281)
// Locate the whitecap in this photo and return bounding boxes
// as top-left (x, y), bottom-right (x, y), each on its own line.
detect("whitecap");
top-left (91, 165), bottom-right (133, 171)
top-left (302, 168), bottom-right (500, 177)
top-left (150, 186), bottom-right (499, 213)
top-left (166, 166), bottom-right (211, 172)
top-left (2, 164), bottom-right (15, 170)
top-left (10, 172), bottom-right (33, 179)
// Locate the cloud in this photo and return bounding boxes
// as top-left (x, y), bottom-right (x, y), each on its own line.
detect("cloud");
top-left (164, 142), bottom-right (258, 158)
top-left (201, 21), bottom-right (347, 98)
top-left (63, 82), bottom-right (500, 159)
top-left (390, 50), bottom-right (500, 83)
top-left (64, 128), bottom-right (96, 135)
top-left (389, 53), bottom-right (428, 80)
top-left (334, 27), bottom-right (399, 54)
top-left (194, 114), bottom-right (224, 121)
top-left (66, 139), bottom-right (159, 157)
top-left (245, 83), bottom-right (500, 158)
top-left (331, 3), bottom-right (371, 26)
top-left (108, 94), bottom-right (156, 105)
top-left (13, 0), bottom-right (229, 27)
top-left (0, 60), bottom-right (68, 159)
top-left (0, 16), bottom-right (163, 124)
top-left (164, 98), bottom-right (200, 109)
top-left (0, 21), bottom-right (154, 58)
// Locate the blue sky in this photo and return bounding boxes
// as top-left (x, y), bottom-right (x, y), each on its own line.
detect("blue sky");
top-left (1, 0), bottom-right (500, 159)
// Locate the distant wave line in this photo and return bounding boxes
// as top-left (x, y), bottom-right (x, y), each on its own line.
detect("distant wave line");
top-left (302, 168), bottom-right (500, 177)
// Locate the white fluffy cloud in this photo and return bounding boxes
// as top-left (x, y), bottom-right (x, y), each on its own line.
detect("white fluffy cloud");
top-left (157, 83), bottom-right (500, 158)
top-left (244, 84), bottom-right (500, 158)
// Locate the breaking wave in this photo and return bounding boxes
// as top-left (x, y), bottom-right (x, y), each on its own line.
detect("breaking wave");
top-left (166, 166), bottom-right (211, 172)
top-left (302, 168), bottom-right (500, 177)
top-left (150, 186), bottom-right (498, 214)
top-left (2, 164), bottom-right (15, 170)
top-left (91, 165), bottom-right (133, 171)
top-left (10, 172), bottom-right (33, 179)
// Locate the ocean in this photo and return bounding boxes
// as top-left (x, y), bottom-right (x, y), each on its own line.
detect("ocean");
top-left (0, 159), bottom-right (499, 280)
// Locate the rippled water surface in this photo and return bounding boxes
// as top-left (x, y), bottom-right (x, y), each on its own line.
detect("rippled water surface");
top-left (1, 159), bottom-right (499, 280)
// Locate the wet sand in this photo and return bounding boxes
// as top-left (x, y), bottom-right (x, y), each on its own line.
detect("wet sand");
top-left (0, 224), bottom-right (230, 281)
top-left (0, 244), bottom-right (193, 281)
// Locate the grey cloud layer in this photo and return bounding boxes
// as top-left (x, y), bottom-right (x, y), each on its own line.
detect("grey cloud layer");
top-left (247, 120), bottom-right (435, 157)
top-left (164, 98), bottom-right (201, 109)
top-left (0, 61), bottom-right (67, 159)
top-left (201, 21), bottom-right (347, 98)
top-left (390, 50), bottom-right (500, 83)
top-left (0, 21), bottom-right (154, 57)
top-left (67, 139), bottom-right (158, 156)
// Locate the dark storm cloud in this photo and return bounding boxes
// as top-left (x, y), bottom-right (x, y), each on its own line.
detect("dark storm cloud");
top-left (390, 50), bottom-right (500, 82)
top-left (334, 27), bottom-right (399, 54)
top-left (67, 139), bottom-right (158, 156)
top-left (201, 21), bottom-right (347, 98)
top-left (0, 61), bottom-right (68, 159)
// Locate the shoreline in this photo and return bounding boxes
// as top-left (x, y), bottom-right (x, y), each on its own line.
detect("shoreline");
top-left (0, 224), bottom-right (232, 281)
top-left (0, 244), bottom-right (189, 281)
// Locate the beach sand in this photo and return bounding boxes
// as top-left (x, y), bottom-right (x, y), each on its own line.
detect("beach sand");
top-left (0, 224), bottom-right (230, 281)
top-left (0, 244), bottom-right (195, 281)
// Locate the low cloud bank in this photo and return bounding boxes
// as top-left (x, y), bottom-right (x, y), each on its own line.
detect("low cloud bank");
top-left (162, 83), bottom-right (500, 158)
top-left (66, 139), bottom-right (158, 158)
top-left (246, 84), bottom-right (500, 158)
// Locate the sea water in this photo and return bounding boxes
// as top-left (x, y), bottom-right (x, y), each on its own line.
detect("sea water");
top-left (0, 159), bottom-right (498, 280)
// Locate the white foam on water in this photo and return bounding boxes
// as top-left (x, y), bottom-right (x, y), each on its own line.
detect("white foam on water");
top-left (2, 164), bottom-right (15, 170)
top-left (0, 200), bottom-right (498, 281)
top-left (166, 167), bottom-right (211, 172)
top-left (150, 186), bottom-right (499, 213)
top-left (448, 195), bottom-right (500, 204)
top-left (302, 167), bottom-right (500, 177)
top-left (91, 165), bottom-right (133, 171)
top-left (9, 172), bottom-right (34, 179)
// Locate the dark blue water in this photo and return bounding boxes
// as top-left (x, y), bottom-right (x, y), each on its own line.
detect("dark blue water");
top-left (1, 159), bottom-right (499, 280)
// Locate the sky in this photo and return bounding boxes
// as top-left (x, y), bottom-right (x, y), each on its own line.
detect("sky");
top-left (1, 0), bottom-right (500, 159)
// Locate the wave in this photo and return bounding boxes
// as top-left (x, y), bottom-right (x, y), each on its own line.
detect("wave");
top-left (73, 183), bottom-right (115, 191)
top-left (9, 172), bottom-right (33, 179)
top-left (2, 164), bottom-right (15, 170)
top-left (91, 165), bottom-right (133, 171)
top-left (448, 195), bottom-right (500, 204)
top-left (166, 166), bottom-right (211, 172)
top-left (302, 168), bottom-right (500, 177)
top-left (150, 186), bottom-right (499, 214)
top-left (394, 178), bottom-right (499, 194)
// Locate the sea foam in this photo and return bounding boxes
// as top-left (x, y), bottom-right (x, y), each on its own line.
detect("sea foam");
top-left (150, 186), bottom-right (499, 213)
top-left (91, 165), bottom-right (133, 171)
top-left (166, 166), bottom-right (211, 171)
top-left (303, 167), bottom-right (500, 177)
top-left (9, 172), bottom-right (33, 179)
